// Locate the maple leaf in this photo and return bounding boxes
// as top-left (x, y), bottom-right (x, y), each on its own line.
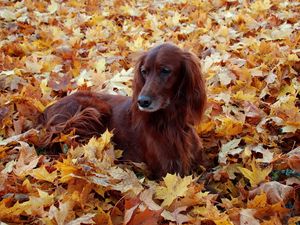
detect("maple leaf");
top-left (215, 117), bottom-right (243, 137)
top-left (30, 165), bottom-right (58, 182)
top-left (240, 209), bottom-right (260, 225)
top-left (192, 201), bottom-right (231, 223)
top-left (65, 213), bottom-right (96, 225)
top-left (218, 138), bottom-right (242, 164)
top-left (238, 160), bottom-right (273, 187)
top-left (13, 142), bottom-right (40, 177)
top-left (93, 207), bottom-right (113, 225)
top-left (288, 217), bottom-right (300, 225)
top-left (73, 130), bottom-right (114, 163)
top-left (0, 199), bottom-right (31, 220)
top-left (94, 57), bottom-right (106, 74)
top-left (247, 192), bottom-right (268, 209)
top-left (139, 189), bottom-right (161, 211)
top-left (249, 181), bottom-right (294, 204)
top-left (127, 208), bottom-right (162, 225)
top-left (109, 167), bottom-right (143, 195)
top-left (0, 8), bottom-right (16, 21)
top-left (161, 206), bottom-right (190, 225)
top-left (25, 55), bottom-right (43, 73)
top-left (26, 189), bottom-right (54, 217)
top-left (49, 202), bottom-right (74, 225)
top-left (47, 0), bottom-right (59, 14)
top-left (55, 158), bottom-right (79, 183)
top-left (155, 174), bottom-right (193, 207)
top-left (0, 0), bottom-right (299, 223)
top-left (287, 147), bottom-right (300, 173)
top-left (252, 145), bottom-right (274, 163)
top-left (124, 198), bottom-right (140, 225)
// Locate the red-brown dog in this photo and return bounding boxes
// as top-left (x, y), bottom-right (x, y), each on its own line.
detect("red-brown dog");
top-left (39, 43), bottom-right (207, 179)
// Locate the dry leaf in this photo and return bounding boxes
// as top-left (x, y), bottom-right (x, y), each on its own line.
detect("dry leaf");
top-left (155, 174), bottom-right (193, 207)
top-left (249, 181), bottom-right (294, 204)
top-left (239, 160), bottom-right (272, 187)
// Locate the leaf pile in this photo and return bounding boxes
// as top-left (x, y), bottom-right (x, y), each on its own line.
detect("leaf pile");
top-left (0, 0), bottom-right (300, 224)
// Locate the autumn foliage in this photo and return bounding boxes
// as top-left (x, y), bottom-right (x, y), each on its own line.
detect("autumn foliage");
top-left (0, 0), bottom-right (300, 224)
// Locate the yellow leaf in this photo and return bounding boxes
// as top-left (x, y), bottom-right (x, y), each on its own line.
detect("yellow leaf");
top-left (81, 130), bottom-right (113, 160)
top-left (166, 11), bottom-right (181, 27)
top-left (215, 219), bottom-right (234, 225)
top-left (55, 158), bottom-right (78, 183)
top-left (47, 1), bottom-right (59, 14)
top-left (193, 201), bottom-right (230, 221)
top-left (238, 160), bottom-right (272, 187)
top-left (52, 129), bottom-right (76, 145)
top-left (216, 117), bottom-right (243, 137)
top-left (120, 5), bottom-right (141, 17)
top-left (29, 98), bottom-right (46, 112)
top-left (288, 54), bottom-right (300, 62)
top-left (250, 0), bottom-right (271, 12)
top-left (26, 189), bottom-right (54, 215)
top-left (31, 166), bottom-right (57, 182)
top-left (233, 91), bottom-right (256, 102)
top-left (95, 57), bottom-right (106, 74)
top-left (40, 79), bottom-right (52, 98)
top-left (195, 121), bottom-right (215, 134)
top-left (218, 26), bottom-right (229, 37)
top-left (247, 193), bottom-right (267, 208)
top-left (0, 199), bottom-right (30, 219)
top-left (288, 216), bottom-right (300, 225)
top-left (128, 36), bottom-right (144, 51)
top-left (155, 174), bottom-right (193, 207)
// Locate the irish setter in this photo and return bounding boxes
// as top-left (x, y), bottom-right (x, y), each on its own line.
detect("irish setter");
top-left (39, 43), bottom-right (207, 179)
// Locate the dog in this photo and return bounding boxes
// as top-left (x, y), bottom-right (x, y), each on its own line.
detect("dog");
top-left (39, 43), bottom-right (207, 179)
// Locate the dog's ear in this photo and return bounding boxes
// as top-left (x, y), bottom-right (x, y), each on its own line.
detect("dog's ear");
top-left (133, 52), bottom-right (146, 102)
top-left (182, 51), bottom-right (206, 124)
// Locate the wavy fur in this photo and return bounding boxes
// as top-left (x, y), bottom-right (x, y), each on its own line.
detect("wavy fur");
top-left (39, 43), bottom-right (207, 179)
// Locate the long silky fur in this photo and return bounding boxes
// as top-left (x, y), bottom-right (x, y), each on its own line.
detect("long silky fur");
top-left (38, 107), bottom-right (103, 148)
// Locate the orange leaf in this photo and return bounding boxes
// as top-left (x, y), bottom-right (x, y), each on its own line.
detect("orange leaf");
top-left (127, 208), bottom-right (162, 225)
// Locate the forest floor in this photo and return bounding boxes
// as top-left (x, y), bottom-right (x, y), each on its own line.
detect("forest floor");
top-left (0, 0), bottom-right (299, 224)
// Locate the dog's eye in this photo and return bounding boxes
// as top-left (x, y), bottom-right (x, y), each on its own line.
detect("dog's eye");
top-left (160, 67), bottom-right (171, 77)
top-left (140, 68), bottom-right (147, 77)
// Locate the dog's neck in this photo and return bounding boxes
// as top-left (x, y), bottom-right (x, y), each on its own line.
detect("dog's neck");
top-left (130, 102), bottom-right (188, 131)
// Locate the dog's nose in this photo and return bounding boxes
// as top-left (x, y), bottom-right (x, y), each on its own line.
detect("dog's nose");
top-left (138, 95), bottom-right (152, 108)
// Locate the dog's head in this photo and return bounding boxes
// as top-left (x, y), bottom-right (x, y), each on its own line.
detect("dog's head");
top-left (133, 43), bottom-right (206, 123)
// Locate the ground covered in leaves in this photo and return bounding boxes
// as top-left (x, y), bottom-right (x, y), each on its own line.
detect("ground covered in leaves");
top-left (0, 0), bottom-right (300, 224)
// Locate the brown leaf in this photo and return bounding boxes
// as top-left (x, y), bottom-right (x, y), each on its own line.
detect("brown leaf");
top-left (124, 198), bottom-right (140, 225)
top-left (288, 152), bottom-right (300, 173)
top-left (127, 208), bottom-right (162, 225)
top-left (249, 181), bottom-right (294, 204)
top-left (13, 142), bottom-right (39, 177)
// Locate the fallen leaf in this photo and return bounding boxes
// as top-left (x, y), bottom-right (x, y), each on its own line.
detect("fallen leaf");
top-left (127, 208), bottom-right (162, 225)
top-left (219, 138), bottom-right (242, 164)
top-left (238, 160), bottom-right (272, 187)
top-left (30, 165), bottom-right (58, 182)
top-left (13, 142), bottom-right (39, 177)
top-left (155, 174), bottom-right (193, 207)
top-left (240, 209), bottom-right (260, 225)
top-left (249, 181), bottom-right (294, 204)
top-left (49, 202), bottom-right (74, 225)
top-left (65, 213), bottom-right (96, 225)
